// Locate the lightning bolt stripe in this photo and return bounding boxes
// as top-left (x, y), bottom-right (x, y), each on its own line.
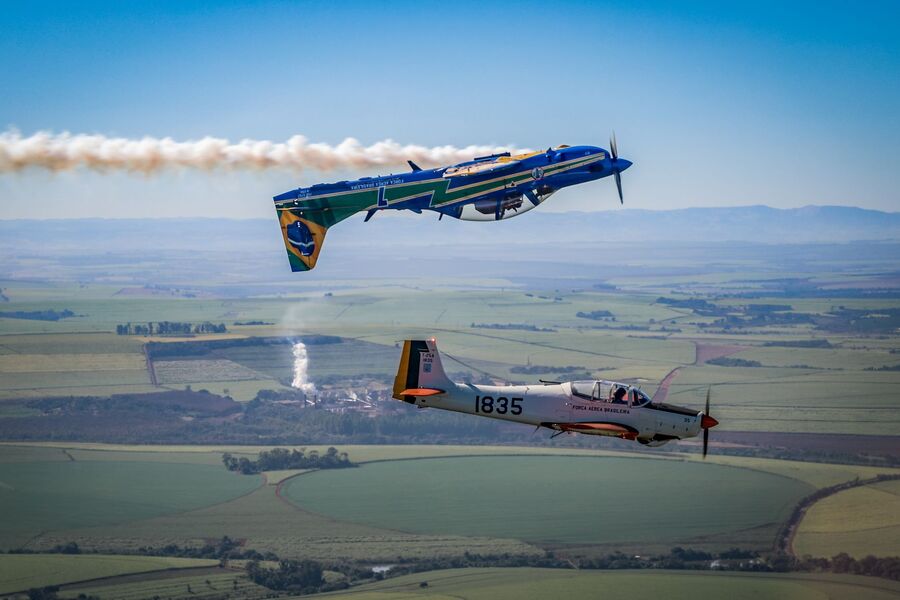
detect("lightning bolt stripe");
top-left (275, 153), bottom-right (603, 213)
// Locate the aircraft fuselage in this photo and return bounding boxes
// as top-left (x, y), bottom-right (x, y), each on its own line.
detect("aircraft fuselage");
top-left (392, 339), bottom-right (717, 448)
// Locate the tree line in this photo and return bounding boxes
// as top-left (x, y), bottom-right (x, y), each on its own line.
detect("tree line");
top-left (776, 473), bottom-right (900, 557)
top-left (10, 539), bottom-right (898, 596)
top-left (115, 321), bottom-right (227, 335)
top-left (222, 446), bottom-right (355, 474)
top-left (0, 309), bottom-right (74, 321)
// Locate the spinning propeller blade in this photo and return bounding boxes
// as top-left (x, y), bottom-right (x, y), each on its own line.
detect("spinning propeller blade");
top-left (610, 132), bottom-right (625, 204)
top-left (700, 387), bottom-right (718, 458)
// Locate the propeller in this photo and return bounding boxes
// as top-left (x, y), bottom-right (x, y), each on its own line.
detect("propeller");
top-left (700, 387), bottom-right (719, 458)
top-left (610, 132), bottom-right (625, 204)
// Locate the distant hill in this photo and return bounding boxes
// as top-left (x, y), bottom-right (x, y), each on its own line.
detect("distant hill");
top-left (359, 205), bottom-right (900, 246)
top-left (1, 206), bottom-right (898, 254)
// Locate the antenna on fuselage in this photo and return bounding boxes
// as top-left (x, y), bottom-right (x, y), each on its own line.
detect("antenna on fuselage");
top-left (407, 160), bottom-right (422, 172)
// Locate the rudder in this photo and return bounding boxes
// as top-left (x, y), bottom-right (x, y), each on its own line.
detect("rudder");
top-left (392, 339), bottom-right (451, 403)
top-left (277, 209), bottom-right (330, 272)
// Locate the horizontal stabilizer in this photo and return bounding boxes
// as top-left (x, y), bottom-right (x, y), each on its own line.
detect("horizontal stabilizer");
top-left (399, 388), bottom-right (444, 396)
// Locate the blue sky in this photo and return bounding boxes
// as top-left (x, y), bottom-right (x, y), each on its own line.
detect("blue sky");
top-left (1, 0), bottom-right (898, 218)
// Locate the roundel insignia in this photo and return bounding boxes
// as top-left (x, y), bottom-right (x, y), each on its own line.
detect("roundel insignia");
top-left (531, 167), bottom-right (544, 180)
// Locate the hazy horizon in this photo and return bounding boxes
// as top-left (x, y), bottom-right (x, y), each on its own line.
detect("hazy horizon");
top-left (2, 1), bottom-right (899, 218)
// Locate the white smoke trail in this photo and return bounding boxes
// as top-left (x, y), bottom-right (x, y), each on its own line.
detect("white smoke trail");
top-left (0, 130), bottom-right (529, 174)
top-left (291, 341), bottom-right (317, 397)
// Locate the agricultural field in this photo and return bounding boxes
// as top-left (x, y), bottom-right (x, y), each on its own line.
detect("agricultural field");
top-left (794, 479), bottom-right (900, 558)
top-left (0, 554), bottom-right (218, 595)
top-left (1, 273), bottom-right (898, 436)
top-left (305, 568), bottom-right (900, 600)
top-left (0, 232), bottom-right (898, 596)
top-left (2, 443), bottom-right (896, 561)
top-left (0, 457), bottom-right (262, 548)
top-left (282, 455), bottom-right (812, 545)
top-left (58, 569), bottom-right (271, 600)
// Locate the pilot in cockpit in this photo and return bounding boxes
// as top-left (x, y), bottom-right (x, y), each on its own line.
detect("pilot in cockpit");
top-left (631, 389), bottom-right (650, 407)
top-left (611, 386), bottom-right (628, 404)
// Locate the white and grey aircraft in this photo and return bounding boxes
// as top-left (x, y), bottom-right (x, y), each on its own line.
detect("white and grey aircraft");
top-left (392, 339), bottom-right (719, 456)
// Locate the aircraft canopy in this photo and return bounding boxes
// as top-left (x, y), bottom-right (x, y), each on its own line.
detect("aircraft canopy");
top-left (570, 380), bottom-right (650, 407)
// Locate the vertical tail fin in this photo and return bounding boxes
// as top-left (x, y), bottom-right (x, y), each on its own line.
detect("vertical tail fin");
top-left (277, 209), bottom-right (330, 272)
top-left (392, 339), bottom-right (452, 403)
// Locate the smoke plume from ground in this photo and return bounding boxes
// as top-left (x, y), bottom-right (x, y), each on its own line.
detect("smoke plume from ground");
top-left (0, 130), bottom-right (528, 174)
top-left (291, 341), bottom-right (317, 397)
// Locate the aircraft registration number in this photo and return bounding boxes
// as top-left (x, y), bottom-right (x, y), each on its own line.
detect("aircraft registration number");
top-left (474, 395), bottom-right (522, 415)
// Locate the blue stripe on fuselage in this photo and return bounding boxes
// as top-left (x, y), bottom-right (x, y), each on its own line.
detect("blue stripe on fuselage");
top-left (273, 145), bottom-right (608, 204)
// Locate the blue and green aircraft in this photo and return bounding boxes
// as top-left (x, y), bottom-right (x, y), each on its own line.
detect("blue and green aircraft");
top-left (273, 137), bottom-right (632, 271)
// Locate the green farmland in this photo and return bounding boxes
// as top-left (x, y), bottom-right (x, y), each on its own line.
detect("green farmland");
top-left (282, 455), bottom-right (812, 545)
top-left (1, 279), bottom-right (899, 434)
top-left (794, 479), bottom-right (900, 559)
top-left (3, 443), bottom-right (895, 562)
top-left (57, 570), bottom-right (271, 600)
top-left (307, 568), bottom-right (900, 600)
top-left (0, 459), bottom-right (262, 548)
top-left (0, 233), bottom-right (898, 597)
top-left (0, 554), bottom-right (218, 595)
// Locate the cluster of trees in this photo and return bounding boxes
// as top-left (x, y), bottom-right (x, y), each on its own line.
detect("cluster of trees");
top-left (132, 536), bottom-right (283, 563)
top-left (471, 323), bottom-right (556, 332)
top-left (10, 539), bottom-right (899, 596)
top-left (707, 357), bottom-right (763, 367)
top-left (246, 559), bottom-right (327, 593)
top-left (813, 553), bottom-right (900, 580)
top-left (0, 309), bottom-right (74, 321)
top-left (656, 297), bottom-right (823, 330)
top-left (24, 586), bottom-right (84, 600)
top-left (388, 547), bottom-right (767, 578)
top-left (388, 547), bottom-right (899, 581)
top-left (115, 321), bottom-right (227, 335)
top-left (705, 311), bottom-right (814, 329)
top-left (576, 310), bottom-right (615, 320)
top-left (656, 297), bottom-right (719, 312)
top-left (763, 339), bottom-right (832, 348)
top-left (222, 446), bottom-right (354, 475)
top-left (819, 307), bottom-right (900, 334)
top-left (771, 553), bottom-right (900, 581)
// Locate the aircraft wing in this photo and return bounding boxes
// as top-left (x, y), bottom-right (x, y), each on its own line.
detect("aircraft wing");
top-left (548, 421), bottom-right (638, 439)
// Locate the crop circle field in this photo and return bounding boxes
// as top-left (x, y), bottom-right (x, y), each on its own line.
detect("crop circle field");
top-left (283, 456), bottom-right (812, 544)
top-left (0, 460), bottom-right (262, 546)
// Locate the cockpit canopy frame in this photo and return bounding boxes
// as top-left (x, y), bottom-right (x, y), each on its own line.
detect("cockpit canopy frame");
top-left (570, 380), bottom-right (650, 407)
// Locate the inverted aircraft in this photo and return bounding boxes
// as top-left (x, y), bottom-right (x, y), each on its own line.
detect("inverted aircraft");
top-left (273, 137), bottom-right (632, 271)
top-left (393, 339), bottom-right (719, 456)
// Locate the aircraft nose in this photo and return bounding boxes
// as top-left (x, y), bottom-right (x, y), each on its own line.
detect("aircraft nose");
top-left (615, 158), bottom-right (632, 172)
top-left (701, 414), bottom-right (719, 429)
